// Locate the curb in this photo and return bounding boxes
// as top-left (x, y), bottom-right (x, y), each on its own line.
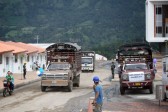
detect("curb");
top-left (0, 78), bottom-right (40, 93)
top-left (111, 79), bottom-right (119, 82)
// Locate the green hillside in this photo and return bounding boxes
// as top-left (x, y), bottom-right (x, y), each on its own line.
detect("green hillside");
top-left (0, 0), bottom-right (145, 59)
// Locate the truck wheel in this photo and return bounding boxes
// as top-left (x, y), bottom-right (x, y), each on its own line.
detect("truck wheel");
top-left (3, 88), bottom-right (7, 97)
top-left (149, 85), bottom-right (153, 94)
top-left (67, 81), bottom-right (73, 92)
top-left (9, 90), bottom-right (12, 95)
top-left (120, 86), bottom-right (125, 95)
top-left (41, 86), bottom-right (46, 92)
top-left (76, 75), bottom-right (80, 87)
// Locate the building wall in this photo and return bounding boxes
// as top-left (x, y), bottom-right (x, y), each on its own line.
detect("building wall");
top-left (13, 53), bottom-right (25, 74)
top-left (38, 53), bottom-right (46, 69)
top-left (0, 52), bottom-right (13, 77)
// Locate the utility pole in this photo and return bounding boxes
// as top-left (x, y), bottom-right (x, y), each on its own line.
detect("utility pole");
top-left (35, 35), bottom-right (39, 44)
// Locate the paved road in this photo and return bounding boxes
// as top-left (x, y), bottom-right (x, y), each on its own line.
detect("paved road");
top-left (0, 61), bottom-right (168, 112)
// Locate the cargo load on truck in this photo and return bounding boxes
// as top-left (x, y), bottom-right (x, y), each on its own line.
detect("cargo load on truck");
top-left (117, 43), bottom-right (155, 95)
top-left (41, 43), bottom-right (81, 92)
top-left (81, 51), bottom-right (95, 72)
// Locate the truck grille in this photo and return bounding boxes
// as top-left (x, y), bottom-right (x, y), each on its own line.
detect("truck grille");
top-left (42, 74), bottom-right (68, 80)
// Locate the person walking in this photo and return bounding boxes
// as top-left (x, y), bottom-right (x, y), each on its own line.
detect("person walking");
top-left (23, 63), bottom-right (27, 79)
top-left (92, 76), bottom-right (103, 112)
top-left (111, 62), bottom-right (115, 79)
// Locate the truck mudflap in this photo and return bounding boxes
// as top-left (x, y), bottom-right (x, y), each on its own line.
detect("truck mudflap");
top-left (121, 81), bottom-right (153, 89)
top-left (41, 80), bottom-right (68, 86)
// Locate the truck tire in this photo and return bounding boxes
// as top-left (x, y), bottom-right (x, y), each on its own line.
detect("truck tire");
top-left (73, 75), bottom-right (80, 87)
top-left (3, 88), bottom-right (7, 97)
top-left (67, 81), bottom-right (73, 92)
top-left (41, 86), bottom-right (46, 92)
top-left (76, 75), bottom-right (80, 87)
top-left (149, 84), bottom-right (153, 94)
top-left (120, 86), bottom-right (125, 95)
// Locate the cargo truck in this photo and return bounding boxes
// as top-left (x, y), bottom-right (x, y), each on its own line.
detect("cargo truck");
top-left (117, 43), bottom-right (155, 95)
top-left (81, 51), bottom-right (95, 72)
top-left (41, 43), bottom-right (81, 92)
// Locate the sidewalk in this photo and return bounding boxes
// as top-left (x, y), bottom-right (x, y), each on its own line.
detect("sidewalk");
top-left (0, 71), bottom-right (40, 93)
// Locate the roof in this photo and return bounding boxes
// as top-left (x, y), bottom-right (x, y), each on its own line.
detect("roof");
top-left (0, 41), bottom-right (27, 54)
top-left (0, 43), bottom-right (14, 54)
top-left (5, 42), bottom-right (39, 54)
top-left (17, 42), bottom-right (45, 53)
top-left (28, 44), bottom-right (45, 53)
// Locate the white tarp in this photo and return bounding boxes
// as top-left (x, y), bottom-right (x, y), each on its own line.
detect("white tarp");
top-left (95, 54), bottom-right (107, 61)
top-left (129, 72), bottom-right (145, 82)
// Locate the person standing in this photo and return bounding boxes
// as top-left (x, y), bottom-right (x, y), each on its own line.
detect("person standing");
top-left (92, 76), bottom-right (103, 112)
top-left (23, 63), bottom-right (27, 79)
top-left (111, 62), bottom-right (115, 79)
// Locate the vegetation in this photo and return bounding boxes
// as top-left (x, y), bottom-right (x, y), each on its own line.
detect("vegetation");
top-left (0, 0), bottom-right (146, 59)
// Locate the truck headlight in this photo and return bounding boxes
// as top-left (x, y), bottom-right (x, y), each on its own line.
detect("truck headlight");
top-left (146, 74), bottom-right (151, 79)
top-left (122, 75), bottom-right (128, 80)
top-left (42, 74), bottom-right (46, 79)
top-left (63, 74), bottom-right (68, 80)
top-left (64, 74), bottom-right (68, 76)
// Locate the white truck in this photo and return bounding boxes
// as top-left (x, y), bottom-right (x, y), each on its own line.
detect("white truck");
top-left (162, 56), bottom-right (168, 100)
top-left (81, 51), bottom-right (95, 72)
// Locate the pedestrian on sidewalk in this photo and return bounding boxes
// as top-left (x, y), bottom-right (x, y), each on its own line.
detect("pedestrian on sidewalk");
top-left (111, 62), bottom-right (115, 79)
top-left (92, 76), bottom-right (103, 112)
top-left (23, 63), bottom-right (27, 79)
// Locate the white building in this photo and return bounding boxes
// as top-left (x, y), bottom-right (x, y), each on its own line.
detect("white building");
top-left (0, 41), bottom-right (46, 77)
top-left (146, 0), bottom-right (168, 54)
top-left (146, 0), bottom-right (168, 42)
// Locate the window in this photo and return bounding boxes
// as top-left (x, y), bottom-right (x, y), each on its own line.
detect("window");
top-left (156, 7), bottom-right (162, 14)
top-left (27, 55), bottom-right (29, 62)
top-left (32, 56), bottom-right (34, 62)
top-left (166, 26), bottom-right (168, 33)
top-left (15, 54), bottom-right (18, 63)
top-left (156, 26), bottom-right (162, 33)
top-left (37, 56), bottom-right (39, 60)
top-left (0, 54), bottom-right (2, 64)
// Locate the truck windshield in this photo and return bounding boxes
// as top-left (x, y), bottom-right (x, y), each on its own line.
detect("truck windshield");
top-left (47, 63), bottom-right (70, 70)
top-left (82, 58), bottom-right (92, 64)
top-left (124, 64), bottom-right (148, 70)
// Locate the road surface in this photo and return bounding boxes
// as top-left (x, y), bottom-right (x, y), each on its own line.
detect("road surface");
top-left (0, 61), bottom-right (168, 112)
